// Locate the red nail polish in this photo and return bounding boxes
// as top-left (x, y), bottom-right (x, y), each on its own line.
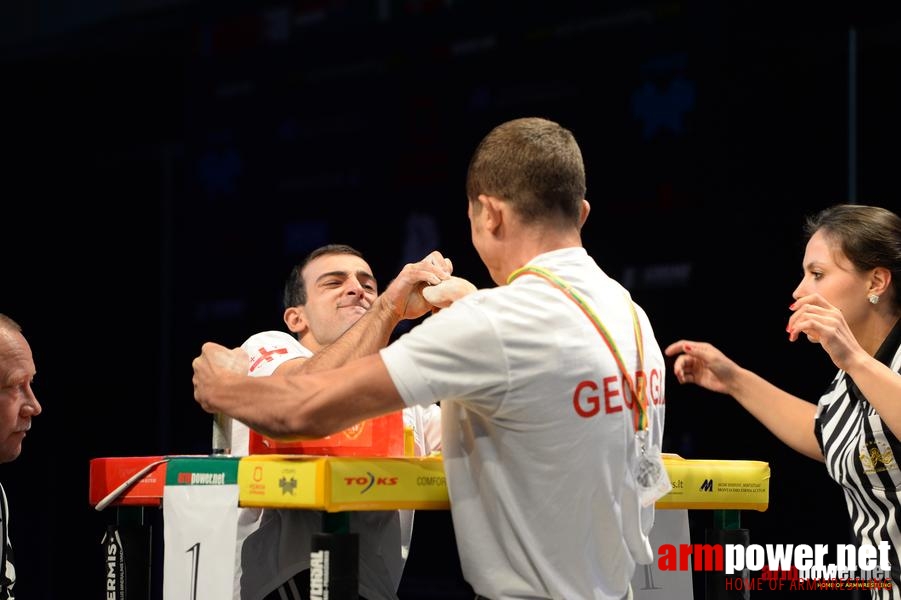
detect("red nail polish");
top-left (789, 302), bottom-right (796, 310)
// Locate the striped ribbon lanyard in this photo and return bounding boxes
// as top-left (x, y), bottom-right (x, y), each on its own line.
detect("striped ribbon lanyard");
top-left (507, 265), bottom-right (647, 432)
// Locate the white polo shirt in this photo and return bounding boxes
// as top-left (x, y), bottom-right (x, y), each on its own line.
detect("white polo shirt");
top-left (381, 247), bottom-right (666, 600)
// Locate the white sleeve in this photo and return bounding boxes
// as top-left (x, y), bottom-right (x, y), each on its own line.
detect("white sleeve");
top-left (241, 330), bottom-right (310, 377)
top-left (380, 299), bottom-right (507, 411)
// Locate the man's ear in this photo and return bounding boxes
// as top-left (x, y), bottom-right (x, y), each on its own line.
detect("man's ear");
top-left (478, 194), bottom-right (504, 235)
top-left (579, 199), bottom-right (590, 228)
top-left (283, 306), bottom-right (308, 335)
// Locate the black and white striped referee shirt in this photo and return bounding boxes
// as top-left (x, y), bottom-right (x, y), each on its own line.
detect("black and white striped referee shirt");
top-left (814, 320), bottom-right (901, 600)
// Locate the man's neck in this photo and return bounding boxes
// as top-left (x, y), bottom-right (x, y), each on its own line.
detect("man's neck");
top-left (499, 227), bottom-right (583, 283)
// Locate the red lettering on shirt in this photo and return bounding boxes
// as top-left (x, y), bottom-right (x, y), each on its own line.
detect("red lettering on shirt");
top-left (249, 346), bottom-right (289, 373)
top-left (573, 368), bottom-right (665, 419)
top-left (573, 380), bottom-right (600, 417)
top-left (603, 375), bottom-right (625, 414)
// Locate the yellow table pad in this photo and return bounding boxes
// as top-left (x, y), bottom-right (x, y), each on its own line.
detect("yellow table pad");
top-left (237, 455), bottom-right (450, 511)
top-left (657, 453), bottom-right (770, 511)
top-left (236, 454), bottom-right (770, 512)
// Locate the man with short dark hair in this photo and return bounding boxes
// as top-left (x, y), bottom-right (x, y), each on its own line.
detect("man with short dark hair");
top-left (232, 246), bottom-right (447, 600)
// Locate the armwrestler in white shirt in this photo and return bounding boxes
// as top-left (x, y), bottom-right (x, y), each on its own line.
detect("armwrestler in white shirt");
top-left (231, 244), bottom-right (449, 600)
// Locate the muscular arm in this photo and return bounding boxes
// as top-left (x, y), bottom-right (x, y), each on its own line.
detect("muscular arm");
top-left (199, 254), bottom-right (469, 435)
top-left (281, 299), bottom-right (401, 375)
top-left (197, 350), bottom-right (404, 439)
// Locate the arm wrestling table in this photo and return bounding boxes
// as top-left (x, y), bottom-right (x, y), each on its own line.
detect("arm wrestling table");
top-left (89, 454), bottom-right (770, 600)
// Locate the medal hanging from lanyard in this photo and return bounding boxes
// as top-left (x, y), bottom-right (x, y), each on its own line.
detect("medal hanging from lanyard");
top-left (508, 265), bottom-right (671, 506)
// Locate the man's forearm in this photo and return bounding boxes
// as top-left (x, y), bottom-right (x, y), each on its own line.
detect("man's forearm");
top-left (285, 298), bottom-right (400, 375)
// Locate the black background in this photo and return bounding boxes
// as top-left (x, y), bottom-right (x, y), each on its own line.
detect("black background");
top-left (3, 1), bottom-right (901, 598)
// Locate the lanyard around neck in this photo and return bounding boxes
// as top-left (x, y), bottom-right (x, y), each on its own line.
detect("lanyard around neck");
top-left (507, 265), bottom-right (647, 432)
